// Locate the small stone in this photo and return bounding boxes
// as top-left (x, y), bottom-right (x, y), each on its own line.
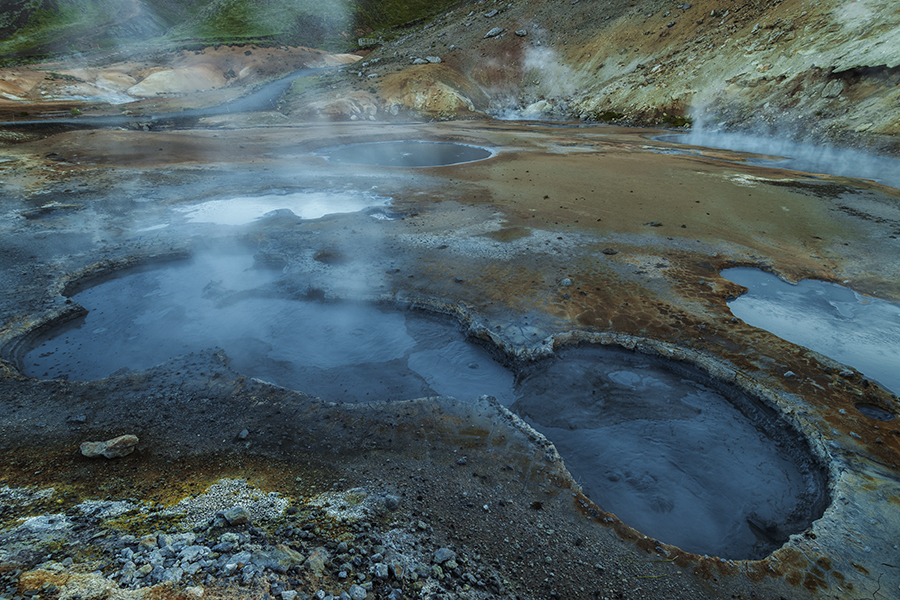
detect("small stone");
top-left (238, 429), bottom-right (249, 440)
top-left (425, 56), bottom-right (442, 64)
top-left (223, 506), bottom-right (251, 526)
top-left (80, 434), bottom-right (138, 458)
top-left (822, 79), bottom-right (844, 98)
top-left (348, 584), bottom-right (367, 600)
top-left (433, 548), bottom-right (456, 564)
top-left (282, 592), bottom-right (298, 600)
top-left (602, 248), bottom-right (618, 255)
top-left (412, 58), bottom-right (428, 65)
top-left (373, 563), bottom-right (389, 579)
top-left (515, 30), bottom-right (528, 37)
top-left (254, 544), bottom-right (305, 573)
top-left (384, 495), bottom-right (400, 511)
top-left (559, 278), bottom-right (573, 287)
top-left (304, 548), bottom-right (329, 577)
top-left (484, 10), bottom-right (499, 18)
top-left (484, 27), bottom-right (504, 39)
top-left (337, 541), bottom-right (349, 554)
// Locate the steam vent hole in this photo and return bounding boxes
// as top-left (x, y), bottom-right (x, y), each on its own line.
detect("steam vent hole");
top-left (16, 255), bottom-right (826, 560)
top-left (316, 141), bottom-right (493, 167)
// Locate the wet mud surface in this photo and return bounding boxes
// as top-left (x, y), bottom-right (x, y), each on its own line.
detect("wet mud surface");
top-left (2, 120), bottom-right (900, 599)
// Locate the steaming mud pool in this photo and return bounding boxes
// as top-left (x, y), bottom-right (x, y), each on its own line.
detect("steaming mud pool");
top-left (19, 253), bottom-right (826, 560)
top-left (316, 141), bottom-right (493, 167)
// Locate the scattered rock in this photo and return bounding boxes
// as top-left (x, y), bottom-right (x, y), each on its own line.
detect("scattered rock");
top-left (515, 30), bottom-right (528, 37)
top-left (822, 79), bottom-right (844, 98)
top-left (253, 544), bottom-right (305, 573)
top-left (433, 548), bottom-right (456, 564)
top-left (425, 56), bottom-right (442, 64)
top-left (484, 27), bottom-right (505, 39)
top-left (601, 248), bottom-right (618, 255)
top-left (348, 584), bottom-right (367, 600)
top-left (79, 434), bottom-right (138, 458)
top-left (222, 506), bottom-right (251, 525)
top-left (304, 547), bottom-right (330, 577)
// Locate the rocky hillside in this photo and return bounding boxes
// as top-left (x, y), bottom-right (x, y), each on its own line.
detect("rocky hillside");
top-left (2, 0), bottom-right (898, 154)
top-left (284, 0), bottom-right (900, 154)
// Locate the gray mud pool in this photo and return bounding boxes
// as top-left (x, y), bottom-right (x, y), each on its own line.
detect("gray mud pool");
top-left (512, 345), bottom-right (826, 559)
top-left (316, 141), bottom-right (493, 167)
top-left (21, 253), bottom-right (514, 404)
top-left (16, 256), bottom-right (826, 560)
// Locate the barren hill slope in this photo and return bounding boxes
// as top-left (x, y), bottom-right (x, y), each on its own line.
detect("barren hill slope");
top-left (285, 0), bottom-right (900, 154)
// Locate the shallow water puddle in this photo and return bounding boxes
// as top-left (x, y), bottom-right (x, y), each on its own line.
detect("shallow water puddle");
top-left (512, 345), bottom-right (824, 559)
top-left (723, 267), bottom-right (900, 395)
top-left (23, 253), bottom-right (514, 404)
top-left (18, 258), bottom-right (825, 559)
top-left (171, 191), bottom-right (391, 226)
top-left (317, 141), bottom-right (493, 167)
top-left (659, 131), bottom-right (900, 190)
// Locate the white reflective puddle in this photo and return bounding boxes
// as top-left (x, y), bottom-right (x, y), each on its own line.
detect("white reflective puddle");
top-left (723, 267), bottom-right (900, 395)
top-left (171, 191), bottom-right (392, 226)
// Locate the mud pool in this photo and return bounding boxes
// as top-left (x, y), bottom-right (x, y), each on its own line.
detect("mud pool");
top-left (723, 267), bottom-right (900, 396)
top-left (512, 345), bottom-right (826, 559)
top-left (17, 254), bottom-right (826, 560)
top-left (316, 141), bottom-right (493, 167)
top-left (20, 253), bottom-right (515, 404)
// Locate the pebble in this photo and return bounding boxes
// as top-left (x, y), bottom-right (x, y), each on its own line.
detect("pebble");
top-left (348, 584), bottom-right (367, 600)
top-left (79, 434), bottom-right (138, 458)
top-left (433, 548), bottom-right (456, 564)
top-left (222, 506), bottom-right (251, 525)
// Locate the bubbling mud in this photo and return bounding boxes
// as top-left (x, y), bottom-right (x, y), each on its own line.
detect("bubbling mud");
top-left (316, 141), bottom-right (493, 167)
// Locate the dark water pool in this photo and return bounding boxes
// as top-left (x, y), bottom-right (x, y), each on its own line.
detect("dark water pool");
top-left (15, 256), bottom-right (826, 559)
top-left (317, 141), bottom-right (493, 167)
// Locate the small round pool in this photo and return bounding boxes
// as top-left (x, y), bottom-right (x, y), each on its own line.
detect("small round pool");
top-left (317, 141), bottom-right (493, 167)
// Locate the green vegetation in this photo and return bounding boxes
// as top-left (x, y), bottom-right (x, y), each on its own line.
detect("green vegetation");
top-left (0, 0), bottom-right (174, 60)
top-left (595, 110), bottom-right (625, 122)
top-left (354, 0), bottom-right (460, 32)
top-left (0, 0), bottom-right (460, 64)
top-left (167, 0), bottom-right (354, 50)
top-left (661, 113), bottom-right (693, 128)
